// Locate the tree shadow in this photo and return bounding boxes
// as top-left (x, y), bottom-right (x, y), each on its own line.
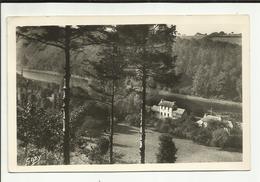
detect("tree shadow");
top-left (114, 124), bottom-right (138, 135)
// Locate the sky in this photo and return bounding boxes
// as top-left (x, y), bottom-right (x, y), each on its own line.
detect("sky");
top-left (175, 24), bottom-right (243, 36)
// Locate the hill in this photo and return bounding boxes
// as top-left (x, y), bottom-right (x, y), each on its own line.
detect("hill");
top-left (169, 36), bottom-right (242, 102)
top-left (180, 33), bottom-right (241, 46)
top-left (17, 31), bottom-right (242, 102)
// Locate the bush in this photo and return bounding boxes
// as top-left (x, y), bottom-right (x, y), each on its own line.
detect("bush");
top-left (206, 120), bottom-right (228, 132)
top-left (170, 117), bottom-right (199, 139)
top-left (154, 118), bottom-right (179, 133)
top-left (192, 128), bottom-right (212, 146)
top-left (125, 114), bottom-right (140, 127)
top-left (17, 144), bottom-right (62, 166)
top-left (223, 135), bottom-right (242, 151)
top-left (157, 134), bottom-right (177, 163)
top-left (158, 121), bottom-right (171, 133)
top-left (88, 137), bottom-right (110, 164)
top-left (210, 128), bottom-right (229, 147)
top-left (96, 137), bottom-right (110, 155)
top-left (171, 127), bottom-right (185, 138)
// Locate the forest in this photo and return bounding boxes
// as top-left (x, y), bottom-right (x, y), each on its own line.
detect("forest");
top-left (17, 32), bottom-right (242, 102)
top-left (172, 36), bottom-right (242, 101)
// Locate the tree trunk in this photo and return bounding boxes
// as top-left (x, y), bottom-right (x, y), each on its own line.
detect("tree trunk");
top-left (63, 25), bottom-right (71, 165)
top-left (109, 79), bottom-right (115, 164)
top-left (140, 67), bottom-right (146, 164)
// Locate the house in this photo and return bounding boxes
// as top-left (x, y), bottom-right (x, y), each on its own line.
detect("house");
top-left (157, 99), bottom-right (187, 120)
top-left (158, 99), bottom-right (176, 118)
top-left (172, 108), bottom-right (187, 120)
top-left (196, 114), bottom-right (236, 131)
top-left (196, 114), bottom-right (222, 128)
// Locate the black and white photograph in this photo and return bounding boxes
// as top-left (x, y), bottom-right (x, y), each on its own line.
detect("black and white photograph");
top-left (7, 15), bottom-right (250, 171)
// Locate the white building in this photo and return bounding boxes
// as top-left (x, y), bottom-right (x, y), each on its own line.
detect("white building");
top-left (158, 99), bottom-right (187, 120)
top-left (196, 114), bottom-right (222, 128)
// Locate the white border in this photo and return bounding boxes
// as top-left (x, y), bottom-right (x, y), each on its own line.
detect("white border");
top-left (2, 2), bottom-right (260, 182)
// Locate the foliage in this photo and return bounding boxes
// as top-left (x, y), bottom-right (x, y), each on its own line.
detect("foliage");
top-left (210, 128), bottom-right (229, 147)
top-left (206, 120), bottom-right (229, 132)
top-left (117, 24), bottom-right (178, 163)
top-left (17, 143), bottom-right (63, 166)
top-left (192, 128), bottom-right (212, 146)
top-left (17, 27), bottom-right (242, 103)
top-left (125, 113), bottom-right (140, 127)
top-left (170, 117), bottom-right (199, 139)
top-left (163, 113), bottom-right (243, 151)
top-left (114, 92), bottom-right (141, 121)
top-left (153, 118), bottom-right (179, 133)
top-left (87, 137), bottom-right (110, 164)
top-left (223, 135), bottom-right (242, 151)
top-left (96, 137), bottom-right (110, 155)
top-left (156, 134), bottom-right (177, 163)
top-left (173, 37), bottom-right (242, 101)
top-left (17, 103), bottom-right (63, 152)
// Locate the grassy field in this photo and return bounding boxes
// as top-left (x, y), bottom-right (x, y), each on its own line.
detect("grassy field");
top-left (113, 123), bottom-right (242, 163)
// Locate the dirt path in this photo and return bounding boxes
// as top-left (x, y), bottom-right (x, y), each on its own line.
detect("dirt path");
top-left (113, 123), bottom-right (242, 164)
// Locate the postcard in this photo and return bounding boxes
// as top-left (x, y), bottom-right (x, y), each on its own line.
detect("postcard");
top-left (7, 15), bottom-right (250, 172)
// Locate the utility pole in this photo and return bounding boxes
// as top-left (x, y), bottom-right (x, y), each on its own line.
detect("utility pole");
top-left (63, 25), bottom-right (71, 165)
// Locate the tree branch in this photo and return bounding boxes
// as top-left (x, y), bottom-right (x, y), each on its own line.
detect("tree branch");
top-left (17, 32), bottom-right (65, 49)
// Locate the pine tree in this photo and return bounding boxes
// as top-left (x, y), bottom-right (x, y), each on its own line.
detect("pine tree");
top-left (83, 26), bottom-right (127, 164)
top-left (17, 25), bottom-right (107, 164)
top-left (116, 24), bottom-right (178, 163)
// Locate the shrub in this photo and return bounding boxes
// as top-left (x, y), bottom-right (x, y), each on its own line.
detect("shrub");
top-left (171, 127), bottom-right (185, 138)
top-left (210, 128), bottom-right (229, 147)
top-left (96, 137), bottom-right (110, 155)
top-left (125, 114), bottom-right (140, 127)
top-left (158, 121), bottom-right (171, 133)
top-left (170, 117), bottom-right (200, 139)
top-left (207, 120), bottom-right (228, 132)
top-left (156, 134), bottom-right (177, 163)
top-left (17, 144), bottom-right (62, 166)
top-left (154, 118), bottom-right (177, 133)
top-left (88, 147), bottom-right (107, 164)
top-left (17, 104), bottom-right (63, 152)
top-left (192, 128), bottom-right (212, 146)
top-left (223, 135), bottom-right (242, 151)
top-left (88, 137), bottom-right (110, 164)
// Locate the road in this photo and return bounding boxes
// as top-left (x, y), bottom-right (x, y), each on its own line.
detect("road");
top-left (17, 68), bottom-right (90, 90)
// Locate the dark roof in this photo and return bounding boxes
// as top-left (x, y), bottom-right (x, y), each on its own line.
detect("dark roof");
top-left (173, 108), bottom-right (186, 115)
top-left (158, 99), bottom-right (176, 108)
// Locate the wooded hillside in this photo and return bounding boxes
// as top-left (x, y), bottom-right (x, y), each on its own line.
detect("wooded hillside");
top-left (17, 34), bottom-right (242, 102)
top-left (172, 36), bottom-right (242, 102)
